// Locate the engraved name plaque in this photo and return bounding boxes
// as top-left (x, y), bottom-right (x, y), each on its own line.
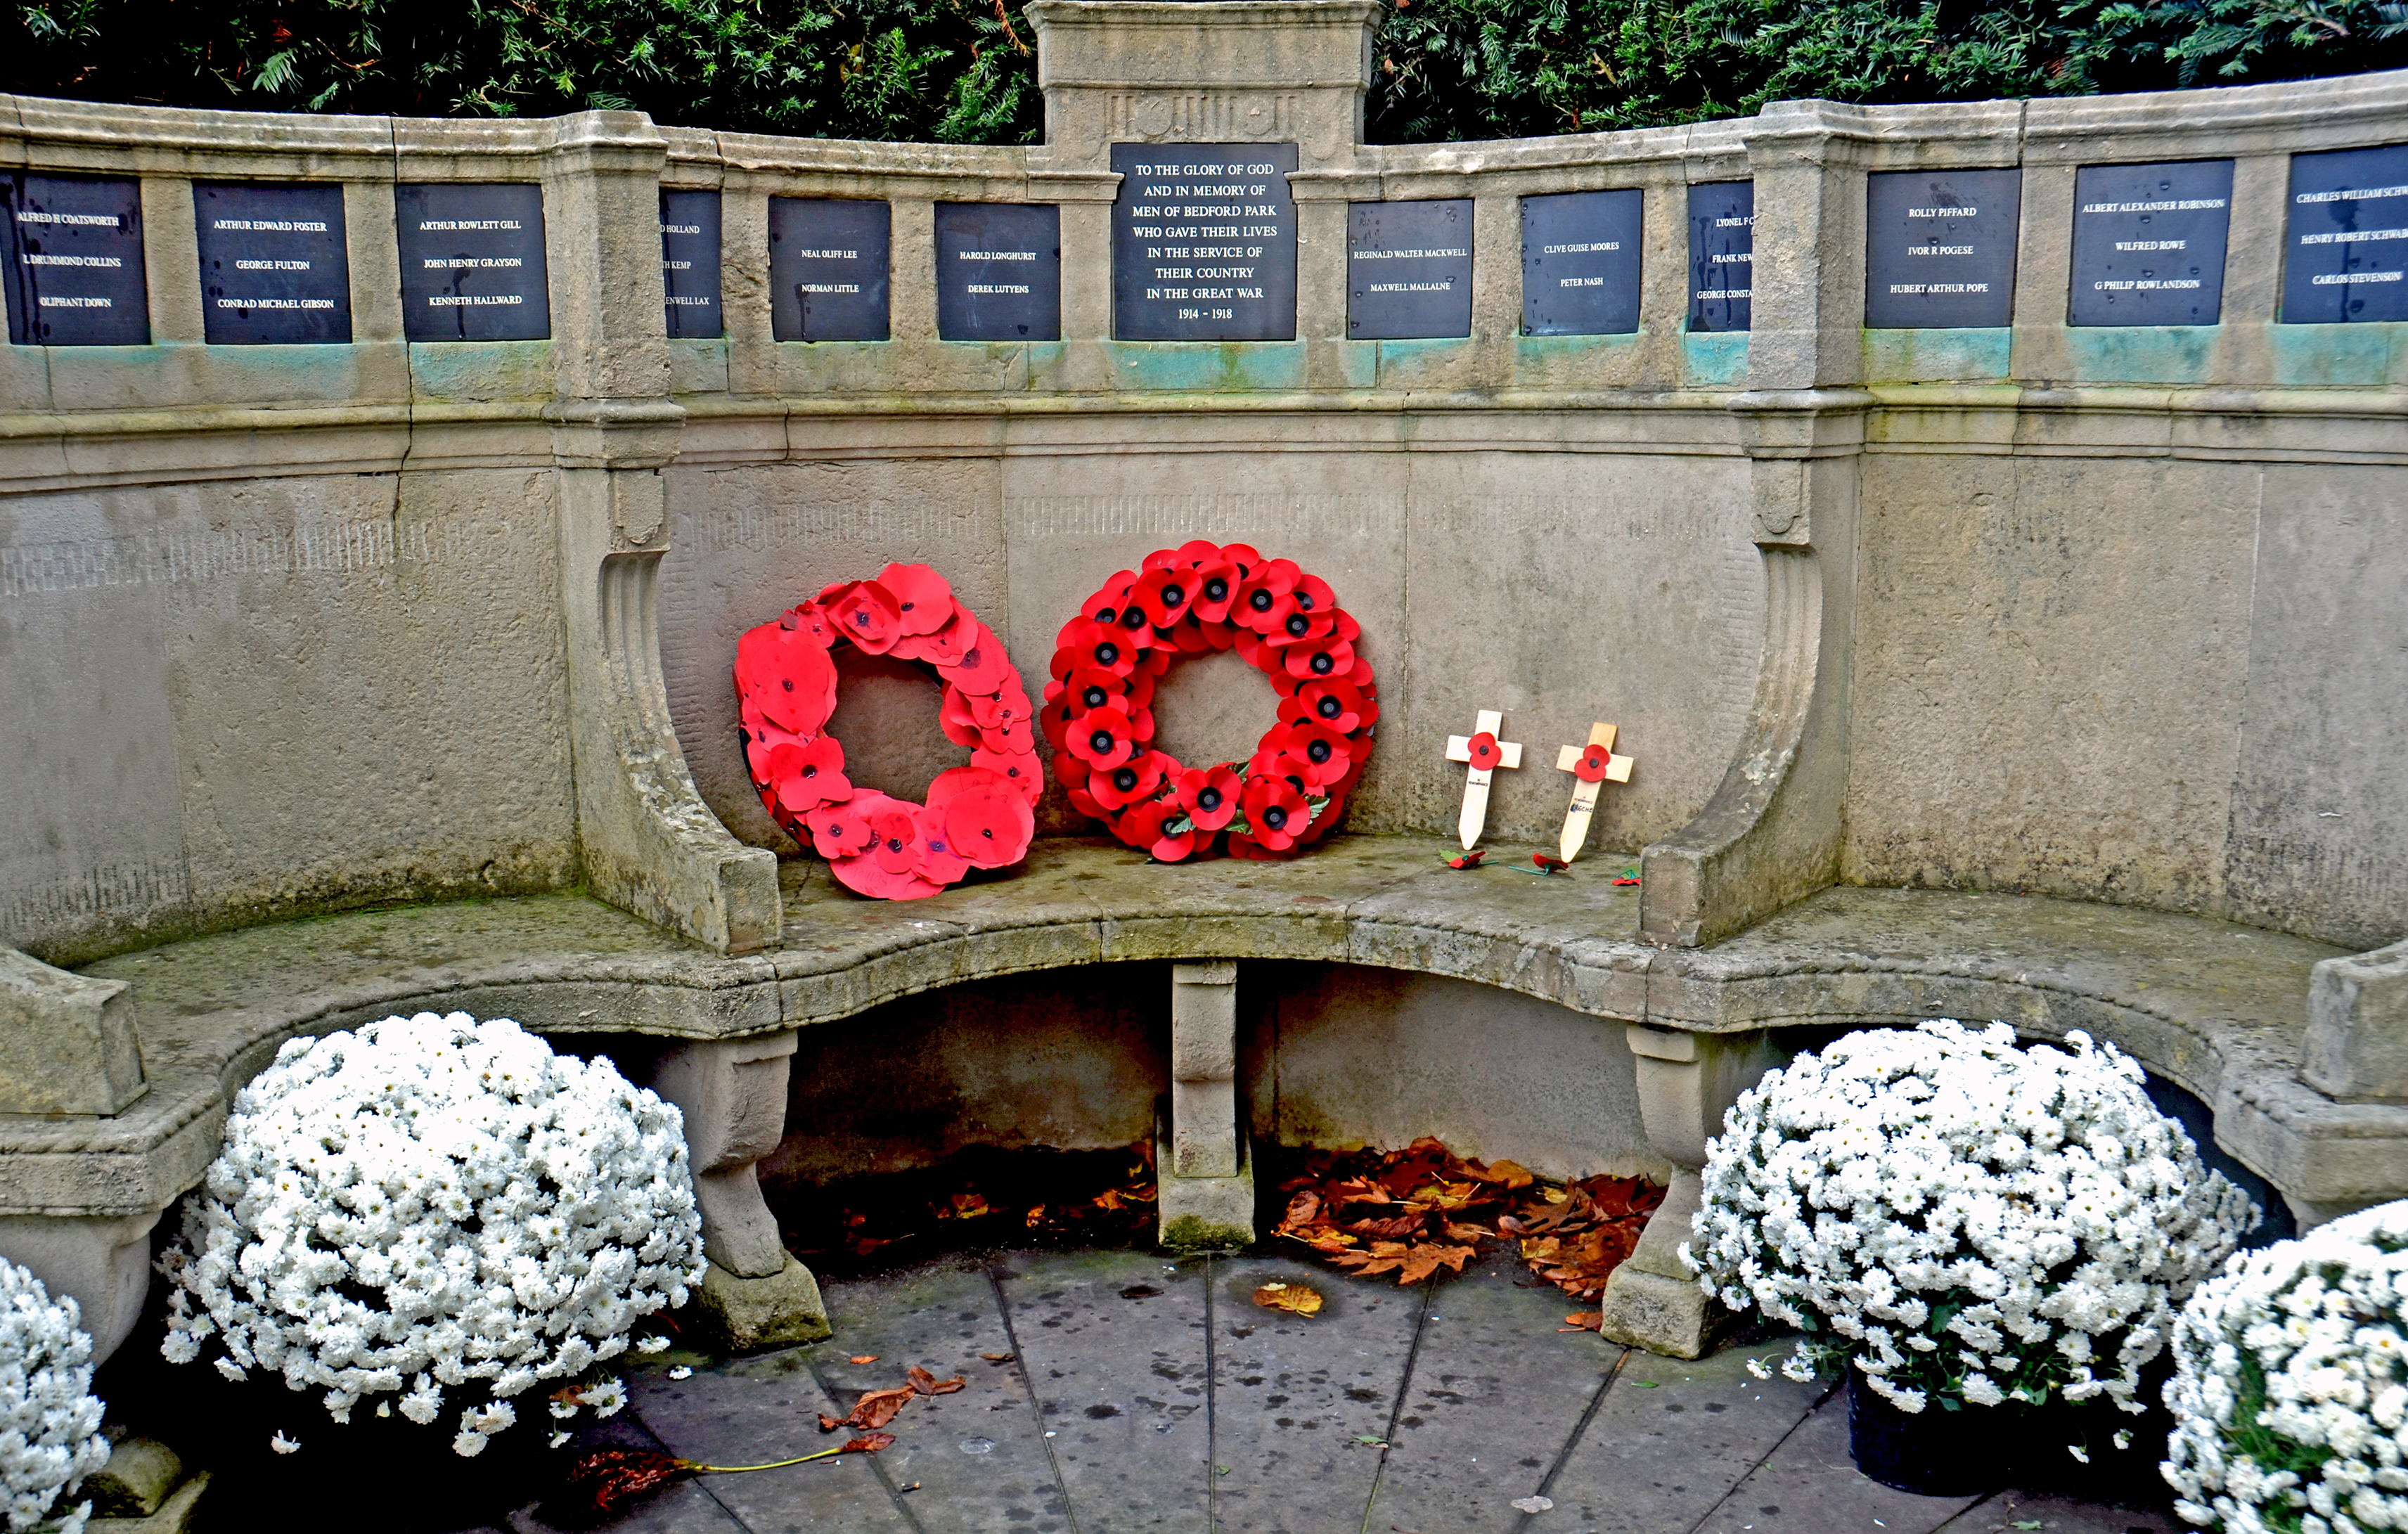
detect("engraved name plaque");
top-left (2282, 142), bottom-right (2408, 325)
top-left (1865, 168), bottom-right (2021, 329)
top-left (1687, 181), bottom-right (1753, 333)
top-left (1112, 142), bottom-right (1298, 341)
top-left (2068, 160), bottom-right (2233, 327)
top-left (1521, 188), bottom-right (1642, 336)
top-left (1, 173), bottom-right (148, 347)
top-left (770, 198), bottom-right (890, 342)
top-left (936, 202), bottom-right (1060, 342)
top-left (1348, 199), bottom-right (1473, 340)
top-left (395, 183), bottom-right (551, 342)
top-left (660, 188), bottom-right (723, 339)
top-left (195, 181), bottom-right (352, 344)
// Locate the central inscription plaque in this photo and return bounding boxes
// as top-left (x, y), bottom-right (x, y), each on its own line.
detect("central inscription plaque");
top-left (936, 202), bottom-right (1060, 342)
top-left (1, 173), bottom-right (148, 347)
top-left (1865, 168), bottom-right (2021, 329)
top-left (1348, 199), bottom-right (1473, 340)
top-left (1687, 181), bottom-right (1753, 333)
top-left (394, 183), bottom-right (551, 342)
top-left (1112, 143), bottom-right (1297, 341)
top-left (1521, 188), bottom-right (1642, 336)
top-left (2281, 142), bottom-right (2408, 325)
top-left (659, 188), bottom-right (722, 339)
top-left (2068, 160), bottom-right (2233, 327)
top-left (195, 181), bottom-right (352, 344)
top-left (769, 198), bottom-right (891, 342)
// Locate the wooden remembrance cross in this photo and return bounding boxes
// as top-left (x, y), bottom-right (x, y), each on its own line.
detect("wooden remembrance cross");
top-left (1554, 722), bottom-right (1635, 863)
top-left (1444, 709), bottom-right (1523, 850)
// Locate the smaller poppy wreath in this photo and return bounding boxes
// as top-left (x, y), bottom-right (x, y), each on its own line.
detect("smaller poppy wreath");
top-left (735, 563), bottom-right (1040, 901)
top-left (1043, 541), bottom-right (1377, 862)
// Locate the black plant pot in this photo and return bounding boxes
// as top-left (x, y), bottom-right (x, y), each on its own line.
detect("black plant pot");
top-left (1846, 1372), bottom-right (2020, 1497)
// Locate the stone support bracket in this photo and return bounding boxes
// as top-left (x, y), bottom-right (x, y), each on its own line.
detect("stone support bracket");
top-left (645, 1031), bottom-right (799, 1279)
top-left (0, 1211), bottom-right (162, 1367)
top-left (1161, 960), bottom-right (1255, 1248)
top-left (2305, 939), bottom-right (2408, 1102)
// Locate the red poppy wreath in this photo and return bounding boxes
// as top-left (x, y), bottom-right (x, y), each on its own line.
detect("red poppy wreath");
top-left (1043, 541), bottom-right (1377, 862)
top-left (734, 563), bottom-right (1040, 901)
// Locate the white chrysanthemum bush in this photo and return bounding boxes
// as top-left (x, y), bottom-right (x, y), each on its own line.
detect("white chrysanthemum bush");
top-left (1685, 1020), bottom-right (2257, 1416)
top-left (158, 1012), bottom-right (705, 1457)
top-left (1, 1259), bottom-right (108, 1534)
top-left (2165, 1201), bottom-right (2408, 1534)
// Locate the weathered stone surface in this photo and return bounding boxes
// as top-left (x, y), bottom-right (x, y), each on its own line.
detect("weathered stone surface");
top-left (685, 1255), bottom-right (831, 1351)
top-left (2305, 939), bottom-right (2408, 1102)
top-left (86, 1437), bottom-right (181, 1519)
top-left (644, 1031), bottom-right (797, 1277)
top-left (0, 948), bottom-right (142, 1116)
top-left (1159, 1130), bottom-right (1255, 1251)
top-left (86, 1469), bottom-right (207, 1534)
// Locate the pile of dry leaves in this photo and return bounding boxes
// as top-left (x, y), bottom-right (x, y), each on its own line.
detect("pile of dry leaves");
top-left (1271, 1137), bottom-right (1663, 1322)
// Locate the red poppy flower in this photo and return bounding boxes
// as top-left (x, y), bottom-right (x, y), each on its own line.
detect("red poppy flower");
top-left (979, 714), bottom-right (1035, 755)
top-left (734, 621), bottom-right (838, 735)
top-left (1225, 831), bottom-right (1280, 861)
top-left (1281, 677), bottom-right (1377, 734)
top-left (783, 602), bottom-right (836, 646)
top-left (741, 713), bottom-right (806, 779)
top-left (1291, 572), bottom-right (1337, 619)
top-left (1166, 615), bottom-right (1217, 655)
top-left (1240, 772), bottom-right (1311, 852)
top-left (764, 735), bottom-right (853, 813)
top-left (1052, 749), bottom-right (1090, 791)
top-left (1173, 763), bottom-right (1243, 832)
top-left (1186, 561), bottom-right (1242, 622)
top-left (1217, 543), bottom-right (1264, 581)
top-left (1056, 620), bottom-right (1141, 679)
top-left (928, 766), bottom-right (1036, 868)
top-left (1467, 731), bottom-right (1502, 771)
top-left (830, 853), bottom-right (944, 901)
top-left (971, 745), bottom-right (1045, 806)
top-left (1090, 750), bottom-right (1171, 813)
top-left (1139, 645), bottom-right (1173, 678)
top-left (1273, 719), bottom-right (1354, 789)
top-left (1446, 849), bottom-right (1486, 870)
top-left (877, 563), bottom-right (955, 637)
top-left (1573, 742), bottom-right (1615, 783)
top-left (972, 684), bottom-right (1031, 735)
top-left (1080, 572), bottom-right (1138, 629)
top-left (1163, 539), bottom-right (1224, 571)
top-left (868, 804), bottom-right (922, 874)
top-left (1533, 853), bottom-right (1569, 873)
top-left (1233, 559), bottom-right (1299, 634)
top-left (805, 798), bottom-right (877, 859)
top-left (1066, 785), bottom-right (1107, 820)
top-left (913, 805), bottom-right (971, 885)
top-left (940, 624), bottom-right (1008, 697)
top-left (1059, 667), bottom-right (1133, 717)
top-left (1066, 707), bottom-right (1136, 769)
top-left (1283, 636), bottom-right (1357, 682)
top-left (829, 581), bottom-right (903, 655)
top-left (1293, 791), bottom-right (1345, 846)
top-left (1263, 600), bottom-right (1337, 648)
top-left (1119, 799), bottom-right (1199, 862)
top-left (940, 687), bottom-right (984, 749)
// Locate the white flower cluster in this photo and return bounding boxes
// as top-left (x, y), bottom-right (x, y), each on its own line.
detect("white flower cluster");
top-left (158, 1012), bottom-right (705, 1457)
top-left (1685, 1020), bottom-right (2256, 1415)
top-left (2166, 1201), bottom-right (2408, 1534)
top-left (1, 1258), bottom-right (108, 1534)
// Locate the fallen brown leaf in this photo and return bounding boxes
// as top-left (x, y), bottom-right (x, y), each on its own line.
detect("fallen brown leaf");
top-left (981, 1352), bottom-right (1015, 1364)
top-left (849, 1355), bottom-right (880, 1365)
top-left (1562, 1312), bottom-right (1603, 1332)
top-left (1252, 1282), bottom-right (1325, 1316)
top-left (907, 1365), bottom-right (966, 1397)
top-left (820, 1384), bottom-right (918, 1433)
top-left (842, 1432), bottom-right (897, 1453)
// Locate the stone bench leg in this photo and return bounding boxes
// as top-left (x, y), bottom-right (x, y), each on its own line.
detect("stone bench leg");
top-left (646, 1031), bottom-right (830, 1350)
top-left (1159, 961), bottom-right (1254, 1251)
top-left (1597, 1024), bottom-right (1780, 1359)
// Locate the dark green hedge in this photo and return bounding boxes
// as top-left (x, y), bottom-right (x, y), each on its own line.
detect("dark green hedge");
top-left (6, 0), bottom-right (2405, 144)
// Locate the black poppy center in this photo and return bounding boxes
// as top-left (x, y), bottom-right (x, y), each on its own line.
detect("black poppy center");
top-left (801, 764), bottom-right (818, 778)
top-left (1121, 607), bottom-right (1150, 631)
top-left (1160, 584), bottom-right (1185, 608)
top-left (1316, 695), bottom-right (1343, 719)
top-left (1285, 614), bottom-right (1309, 638)
top-left (781, 678), bottom-right (794, 691)
top-left (1263, 806), bottom-right (1288, 830)
top-left (981, 827), bottom-right (996, 839)
top-left (886, 837), bottom-right (906, 853)
top-left (1249, 589), bottom-right (1274, 612)
top-left (1095, 606), bottom-right (1118, 625)
top-left (1296, 591), bottom-right (1316, 611)
top-left (1307, 740), bottom-right (1332, 764)
top-left (1204, 578), bottom-right (1230, 602)
top-left (900, 600), bottom-right (915, 612)
top-left (1113, 768), bottom-right (1139, 792)
top-left (1197, 788), bottom-right (1222, 811)
top-left (1083, 685), bottom-right (1109, 709)
top-left (1310, 652), bottom-right (1334, 674)
top-left (1095, 641), bottom-right (1121, 666)
top-left (1089, 730), bottom-right (1116, 754)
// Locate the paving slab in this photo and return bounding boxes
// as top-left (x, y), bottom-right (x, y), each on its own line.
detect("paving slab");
top-left (1934, 1489), bottom-right (2184, 1534)
top-left (1209, 1253), bottom-right (1429, 1534)
top-left (628, 1346), bottom-right (914, 1532)
top-left (1535, 1340), bottom-right (1832, 1534)
top-left (1687, 1384), bottom-right (1980, 1534)
top-left (1364, 1249), bottom-right (1625, 1534)
top-left (995, 1249), bottom-right (1216, 1534)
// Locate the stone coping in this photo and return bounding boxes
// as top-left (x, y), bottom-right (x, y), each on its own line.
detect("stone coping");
top-left (9, 834), bottom-right (2385, 1221)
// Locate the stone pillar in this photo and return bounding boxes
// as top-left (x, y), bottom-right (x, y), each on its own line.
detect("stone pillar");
top-left (1159, 961), bottom-right (1255, 1250)
top-left (645, 1032), bottom-right (830, 1350)
top-left (1597, 1023), bottom-right (1779, 1358)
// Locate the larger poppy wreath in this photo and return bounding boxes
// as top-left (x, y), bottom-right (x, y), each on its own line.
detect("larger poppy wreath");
top-left (735, 564), bottom-right (1040, 901)
top-left (1043, 541), bottom-right (1377, 861)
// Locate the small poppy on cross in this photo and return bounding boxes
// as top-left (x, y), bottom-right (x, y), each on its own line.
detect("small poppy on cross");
top-left (1443, 709), bottom-right (1522, 851)
top-left (1552, 722), bottom-right (1634, 863)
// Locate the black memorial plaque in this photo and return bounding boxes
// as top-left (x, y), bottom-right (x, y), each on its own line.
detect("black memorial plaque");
top-left (1348, 199), bottom-right (1473, 340)
top-left (195, 181), bottom-right (352, 344)
top-left (395, 183), bottom-right (550, 342)
top-left (1112, 143), bottom-right (1298, 342)
top-left (936, 202), bottom-right (1060, 342)
top-left (769, 198), bottom-right (890, 342)
top-left (2068, 160), bottom-right (2232, 328)
top-left (2282, 142), bottom-right (2408, 325)
top-left (1865, 168), bottom-right (2021, 329)
top-left (1687, 181), bottom-right (1753, 333)
top-left (1521, 188), bottom-right (1642, 336)
top-left (1, 174), bottom-right (148, 347)
top-left (660, 188), bottom-right (723, 339)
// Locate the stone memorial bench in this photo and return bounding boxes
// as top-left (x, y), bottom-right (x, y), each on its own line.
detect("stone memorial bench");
top-left (10, 833), bottom-right (2397, 1365)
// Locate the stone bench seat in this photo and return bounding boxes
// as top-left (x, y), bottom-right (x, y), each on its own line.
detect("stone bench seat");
top-left (13, 832), bottom-right (2392, 1360)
